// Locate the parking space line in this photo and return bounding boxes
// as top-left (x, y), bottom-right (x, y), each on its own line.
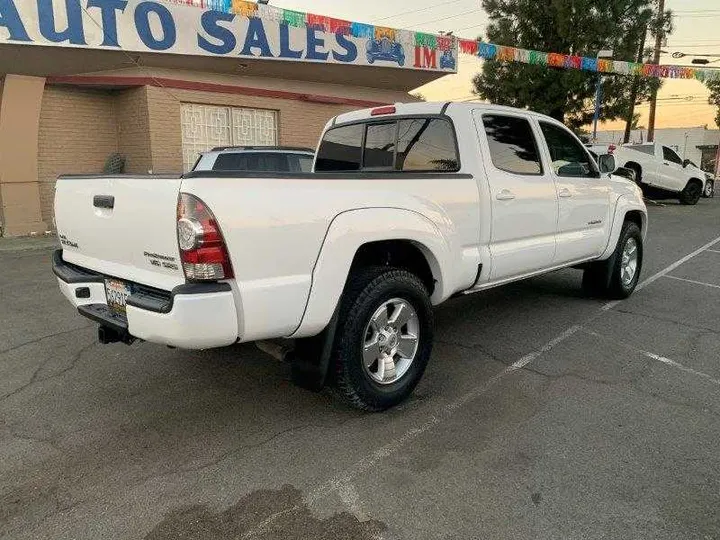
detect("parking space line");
top-left (584, 329), bottom-right (720, 388)
top-left (707, 249), bottom-right (720, 254)
top-left (244, 237), bottom-right (720, 538)
top-left (241, 326), bottom-right (584, 538)
top-left (664, 275), bottom-right (720, 290)
top-left (602, 234), bottom-right (720, 311)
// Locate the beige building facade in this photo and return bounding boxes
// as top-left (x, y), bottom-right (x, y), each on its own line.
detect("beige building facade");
top-left (0, 61), bottom-right (434, 236)
top-left (0, 0), bottom-right (454, 236)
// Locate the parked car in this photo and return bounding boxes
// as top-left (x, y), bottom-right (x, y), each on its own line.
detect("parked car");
top-left (53, 102), bottom-right (647, 411)
top-left (366, 37), bottom-right (405, 66)
top-left (590, 143), bottom-right (709, 205)
top-left (192, 146), bottom-right (314, 173)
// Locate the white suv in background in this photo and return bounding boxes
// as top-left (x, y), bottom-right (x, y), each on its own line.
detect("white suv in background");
top-left (192, 146), bottom-right (315, 173)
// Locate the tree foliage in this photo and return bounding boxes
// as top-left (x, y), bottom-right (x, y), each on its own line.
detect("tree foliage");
top-left (473, 0), bottom-right (668, 129)
top-left (708, 80), bottom-right (720, 129)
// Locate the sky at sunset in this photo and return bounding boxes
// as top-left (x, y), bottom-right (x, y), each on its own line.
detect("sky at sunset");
top-left (267, 0), bottom-right (719, 130)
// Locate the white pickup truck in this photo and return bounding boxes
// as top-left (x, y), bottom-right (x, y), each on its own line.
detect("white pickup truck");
top-left (53, 102), bottom-right (647, 410)
top-left (590, 142), bottom-right (710, 205)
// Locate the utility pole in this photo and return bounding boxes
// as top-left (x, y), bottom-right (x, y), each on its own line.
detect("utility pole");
top-left (623, 25), bottom-right (648, 143)
top-left (647, 0), bottom-right (665, 142)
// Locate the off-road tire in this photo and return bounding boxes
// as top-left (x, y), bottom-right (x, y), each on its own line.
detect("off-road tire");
top-left (583, 222), bottom-right (643, 300)
top-left (333, 267), bottom-right (434, 412)
top-left (680, 181), bottom-right (703, 205)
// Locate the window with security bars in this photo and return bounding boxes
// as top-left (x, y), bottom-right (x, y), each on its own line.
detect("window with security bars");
top-left (180, 104), bottom-right (278, 172)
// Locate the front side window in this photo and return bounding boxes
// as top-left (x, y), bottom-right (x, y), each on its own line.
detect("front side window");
top-left (482, 115), bottom-right (543, 175)
top-left (539, 122), bottom-right (599, 178)
top-left (315, 124), bottom-right (364, 171)
top-left (663, 146), bottom-right (683, 165)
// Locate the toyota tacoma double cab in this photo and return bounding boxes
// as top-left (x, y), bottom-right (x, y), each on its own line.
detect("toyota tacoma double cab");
top-left (53, 102), bottom-right (648, 411)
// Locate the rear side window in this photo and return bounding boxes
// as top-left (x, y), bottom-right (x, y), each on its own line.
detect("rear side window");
top-left (397, 119), bottom-right (459, 172)
top-left (316, 117), bottom-right (459, 173)
top-left (315, 124), bottom-right (364, 171)
top-left (482, 115), bottom-right (542, 175)
top-left (213, 152), bottom-right (290, 172)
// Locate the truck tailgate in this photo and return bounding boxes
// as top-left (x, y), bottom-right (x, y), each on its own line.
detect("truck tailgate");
top-left (54, 175), bottom-right (186, 291)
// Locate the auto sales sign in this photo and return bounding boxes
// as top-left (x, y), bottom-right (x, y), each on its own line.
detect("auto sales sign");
top-left (0, 0), bottom-right (458, 73)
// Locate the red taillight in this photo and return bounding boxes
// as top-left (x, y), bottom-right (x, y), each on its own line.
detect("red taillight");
top-left (177, 193), bottom-right (234, 281)
top-left (608, 144), bottom-right (617, 154)
top-left (371, 105), bottom-right (396, 116)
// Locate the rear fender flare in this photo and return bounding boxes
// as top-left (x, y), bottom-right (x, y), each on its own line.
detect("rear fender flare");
top-left (291, 208), bottom-right (454, 338)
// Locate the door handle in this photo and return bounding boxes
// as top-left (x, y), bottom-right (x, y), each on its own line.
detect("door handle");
top-left (663, 162), bottom-right (671, 166)
top-left (496, 190), bottom-right (516, 201)
top-left (558, 189), bottom-right (572, 198)
top-left (93, 195), bottom-right (115, 209)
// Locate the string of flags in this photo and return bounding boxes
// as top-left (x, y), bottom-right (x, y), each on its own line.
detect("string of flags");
top-left (162, 0), bottom-right (720, 82)
top-left (463, 40), bottom-right (720, 82)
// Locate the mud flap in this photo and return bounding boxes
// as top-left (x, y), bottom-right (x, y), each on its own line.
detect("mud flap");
top-left (290, 308), bottom-right (340, 392)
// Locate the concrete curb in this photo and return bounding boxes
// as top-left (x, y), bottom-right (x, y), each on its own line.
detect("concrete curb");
top-left (0, 236), bottom-right (58, 253)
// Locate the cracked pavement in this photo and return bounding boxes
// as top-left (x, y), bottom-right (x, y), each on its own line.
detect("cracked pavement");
top-left (1, 197), bottom-right (719, 539)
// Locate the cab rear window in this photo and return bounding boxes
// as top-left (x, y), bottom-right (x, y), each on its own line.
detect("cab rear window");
top-left (315, 117), bottom-right (459, 173)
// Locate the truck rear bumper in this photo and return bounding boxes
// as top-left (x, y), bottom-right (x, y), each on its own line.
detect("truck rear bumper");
top-left (54, 250), bottom-right (239, 349)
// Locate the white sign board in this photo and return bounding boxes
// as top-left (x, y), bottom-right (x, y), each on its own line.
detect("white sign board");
top-left (0, 0), bottom-right (458, 73)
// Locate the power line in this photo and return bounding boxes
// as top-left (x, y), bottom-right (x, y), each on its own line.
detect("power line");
top-left (411, 9), bottom-right (484, 29)
top-left (372, 0), bottom-right (468, 23)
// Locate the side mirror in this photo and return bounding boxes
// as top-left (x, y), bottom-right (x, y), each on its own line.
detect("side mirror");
top-left (683, 159), bottom-right (691, 168)
top-left (598, 154), bottom-right (616, 174)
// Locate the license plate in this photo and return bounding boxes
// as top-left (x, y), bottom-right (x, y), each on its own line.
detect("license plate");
top-left (105, 279), bottom-right (132, 316)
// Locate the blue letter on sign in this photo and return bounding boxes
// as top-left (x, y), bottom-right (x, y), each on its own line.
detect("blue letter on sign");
top-left (37, 0), bottom-right (86, 45)
top-left (87, 0), bottom-right (127, 48)
top-left (134, 1), bottom-right (176, 51)
top-left (0, 0), bottom-right (31, 41)
top-left (198, 10), bottom-right (236, 55)
top-left (240, 17), bottom-right (272, 57)
top-left (279, 24), bottom-right (302, 59)
top-left (332, 32), bottom-right (357, 63)
top-left (306, 27), bottom-right (329, 61)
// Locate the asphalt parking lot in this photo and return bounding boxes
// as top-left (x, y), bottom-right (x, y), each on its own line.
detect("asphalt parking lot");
top-left (1, 197), bottom-right (719, 540)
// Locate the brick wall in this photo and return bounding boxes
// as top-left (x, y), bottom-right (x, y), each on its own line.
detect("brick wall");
top-left (145, 85), bottom-right (356, 172)
top-left (115, 87), bottom-right (153, 175)
top-left (37, 86), bottom-right (118, 225)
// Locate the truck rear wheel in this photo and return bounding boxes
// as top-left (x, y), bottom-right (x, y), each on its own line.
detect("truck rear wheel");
top-left (333, 267), bottom-right (434, 411)
top-left (583, 222), bottom-right (643, 300)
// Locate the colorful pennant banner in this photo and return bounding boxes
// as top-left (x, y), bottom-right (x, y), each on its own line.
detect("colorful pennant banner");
top-left (473, 40), bottom-right (720, 82)
top-left (161, 1), bottom-right (720, 81)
